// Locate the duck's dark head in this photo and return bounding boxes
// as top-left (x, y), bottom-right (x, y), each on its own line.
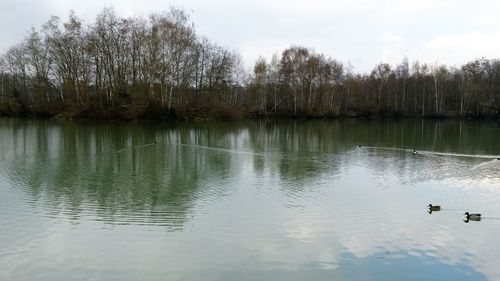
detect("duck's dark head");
top-left (464, 212), bottom-right (470, 217)
top-left (428, 204), bottom-right (432, 208)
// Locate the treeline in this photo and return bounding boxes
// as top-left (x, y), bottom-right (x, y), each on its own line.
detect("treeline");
top-left (248, 49), bottom-right (500, 118)
top-left (1, 7), bottom-right (499, 120)
top-left (0, 8), bottom-right (242, 119)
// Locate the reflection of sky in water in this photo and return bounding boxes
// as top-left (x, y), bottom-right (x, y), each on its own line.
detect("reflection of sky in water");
top-left (1, 119), bottom-right (500, 281)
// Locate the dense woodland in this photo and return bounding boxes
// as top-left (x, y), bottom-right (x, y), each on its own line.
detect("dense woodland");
top-left (1, 7), bottom-right (500, 120)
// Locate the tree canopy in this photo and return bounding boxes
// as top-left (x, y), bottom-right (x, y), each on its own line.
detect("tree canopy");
top-left (1, 7), bottom-right (499, 119)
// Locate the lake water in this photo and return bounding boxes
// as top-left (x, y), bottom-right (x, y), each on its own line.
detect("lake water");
top-left (1, 118), bottom-right (500, 281)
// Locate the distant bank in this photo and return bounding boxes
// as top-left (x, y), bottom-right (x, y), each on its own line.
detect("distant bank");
top-left (2, 7), bottom-right (500, 121)
top-left (1, 106), bottom-right (498, 122)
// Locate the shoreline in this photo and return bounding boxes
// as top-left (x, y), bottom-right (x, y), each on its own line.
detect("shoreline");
top-left (2, 109), bottom-right (499, 123)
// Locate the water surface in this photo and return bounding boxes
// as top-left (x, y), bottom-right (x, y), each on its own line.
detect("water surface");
top-left (1, 118), bottom-right (500, 281)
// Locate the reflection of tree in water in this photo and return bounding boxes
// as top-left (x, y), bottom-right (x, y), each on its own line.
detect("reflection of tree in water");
top-left (1, 118), bottom-right (500, 226)
top-left (303, 119), bottom-right (500, 186)
top-left (246, 121), bottom-right (345, 189)
top-left (341, 119), bottom-right (500, 155)
top-left (245, 119), bottom-right (500, 191)
top-left (351, 119), bottom-right (500, 185)
top-left (0, 119), bottom-right (248, 229)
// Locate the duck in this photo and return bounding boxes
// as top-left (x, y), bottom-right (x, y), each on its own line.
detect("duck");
top-left (358, 145), bottom-right (362, 148)
top-left (428, 204), bottom-right (441, 211)
top-left (413, 150), bottom-right (418, 155)
top-left (464, 212), bottom-right (481, 221)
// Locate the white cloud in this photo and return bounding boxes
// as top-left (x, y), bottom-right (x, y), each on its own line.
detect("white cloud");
top-left (238, 38), bottom-right (290, 69)
top-left (416, 32), bottom-right (500, 65)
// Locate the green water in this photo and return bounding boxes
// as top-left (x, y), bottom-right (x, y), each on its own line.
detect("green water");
top-left (1, 118), bottom-right (500, 281)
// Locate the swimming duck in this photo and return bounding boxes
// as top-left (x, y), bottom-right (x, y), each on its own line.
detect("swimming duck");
top-left (464, 212), bottom-right (481, 221)
top-left (428, 204), bottom-right (441, 211)
top-left (413, 150), bottom-right (418, 155)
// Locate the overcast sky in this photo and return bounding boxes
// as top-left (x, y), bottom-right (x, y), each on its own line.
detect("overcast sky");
top-left (1, 0), bottom-right (500, 73)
